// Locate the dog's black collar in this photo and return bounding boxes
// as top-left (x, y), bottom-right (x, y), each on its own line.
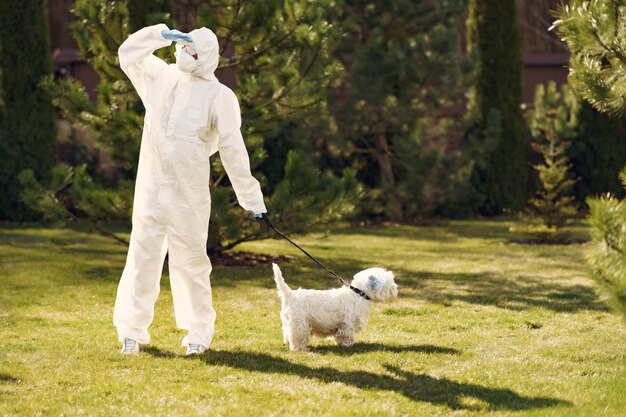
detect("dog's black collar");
top-left (349, 285), bottom-right (372, 301)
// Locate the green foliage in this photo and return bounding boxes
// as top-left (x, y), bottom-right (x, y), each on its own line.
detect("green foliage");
top-left (19, 165), bottom-right (131, 243)
top-left (585, 169), bottom-right (626, 323)
top-left (511, 83), bottom-right (578, 242)
top-left (21, 0), bottom-right (161, 238)
top-left (393, 119), bottom-right (479, 219)
top-left (128, 0), bottom-right (172, 32)
top-left (208, 150), bottom-right (360, 252)
top-left (553, 0), bottom-right (626, 115)
top-left (194, 1), bottom-right (352, 250)
top-left (18, 168), bottom-right (72, 223)
top-left (0, 0), bottom-right (56, 220)
top-left (44, 0), bottom-right (172, 174)
top-left (24, 0), bottom-right (354, 253)
top-left (325, 0), bottom-right (467, 221)
top-left (587, 191), bottom-right (626, 322)
top-left (269, 151), bottom-right (359, 231)
top-left (461, 109), bottom-right (503, 215)
top-left (19, 165), bottom-right (132, 223)
top-left (467, 0), bottom-right (528, 215)
top-left (196, 0), bottom-right (338, 140)
top-left (45, 0), bottom-right (145, 176)
top-left (554, 0), bottom-right (626, 322)
top-left (569, 102), bottom-right (626, 201)
top-left (528, 83), bottom-right (579, 230)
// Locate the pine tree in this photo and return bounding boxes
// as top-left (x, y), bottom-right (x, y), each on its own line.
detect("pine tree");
top-left (511, 82), bottom-right (578, 242)
top-left (20, 0), bottom-right (153, 242)
top-left (587, 183), bottom-right (626, 321)
top-left (0, 0), bottom-right (56, 220)
top-left (553, 0), bottom-right (626, 321)
top-left (553, 0), bottom-right (626, 116)
top-left (569, 102), bottom-right (626, 202)
top-left (128, 0), bottom-right (172, 32)
top-left (467, 0), bottom-right (528, 215)
top-left (21, 0), bottom-right (358, 253)
top-left (45, 0), bottom-right (173, 177)
top-left (192, 1), bottom-right (357, 250)
top-left (325, 0), bottom-right (466, 222)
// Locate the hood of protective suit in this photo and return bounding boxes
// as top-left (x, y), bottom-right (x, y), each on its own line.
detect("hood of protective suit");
top-left (174, 27), bottom-right (219, 80)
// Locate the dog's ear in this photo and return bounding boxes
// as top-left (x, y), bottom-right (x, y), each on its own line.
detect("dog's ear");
top-left (367, 275), bottom-right (380, 290)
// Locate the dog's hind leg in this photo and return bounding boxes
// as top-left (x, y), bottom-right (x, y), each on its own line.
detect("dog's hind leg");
top-left (280, 310), bottom-right (290, 345)
top-left (288, 319), bottom-right (312, 351)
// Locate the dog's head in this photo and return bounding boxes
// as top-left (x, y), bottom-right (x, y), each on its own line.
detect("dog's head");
top-left (351, 267), bottom-right (398, 302)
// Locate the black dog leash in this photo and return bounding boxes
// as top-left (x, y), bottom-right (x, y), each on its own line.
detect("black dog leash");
top-left (261, 218), bottom-right (371, 301)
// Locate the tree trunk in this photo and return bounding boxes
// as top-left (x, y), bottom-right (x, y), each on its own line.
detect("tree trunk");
top-left (206, 224), bottom-right (222, 255)
top-left (375, 132), bottom-right (403, 222)
top-left (171, 0), bottom-right (198, 32)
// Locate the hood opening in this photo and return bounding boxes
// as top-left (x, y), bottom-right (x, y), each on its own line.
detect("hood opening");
top-left (174, 27), bottom-right (219, 80)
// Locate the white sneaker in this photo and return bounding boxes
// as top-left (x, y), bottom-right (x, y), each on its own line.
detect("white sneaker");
top-left (186, 343), bottom-right (207, 356)
top-left (121, 338), bottom-right (140, 355)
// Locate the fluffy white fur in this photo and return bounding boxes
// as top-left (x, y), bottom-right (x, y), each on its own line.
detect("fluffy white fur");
top-left (272, 263), bottom-right (398, 351)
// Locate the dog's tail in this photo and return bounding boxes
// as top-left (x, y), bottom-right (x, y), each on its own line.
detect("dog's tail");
top-left (272, 263), bottom-right (292, 299)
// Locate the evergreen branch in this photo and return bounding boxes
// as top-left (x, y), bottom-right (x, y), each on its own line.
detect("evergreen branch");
top-left (74, 215), bottom-right (130, 246)
top-left (209, 230), bottom-right (263, 253)
top-left (276, 98), bottom-right (323, 110)
top-left (588, 22), bottom-right (626, 66)
top-left (262, 40), bottom-right (323, 107)
top-left (48, 190), bottom-right (129, 246)
top-left (211, 172), bottom-right (227, 189)
top-left (218, 26), bottom-right (298, 69)
top-left (349, 147), bottom-right (376, 155)
top-left (604, 232), bottom-right (624, 255)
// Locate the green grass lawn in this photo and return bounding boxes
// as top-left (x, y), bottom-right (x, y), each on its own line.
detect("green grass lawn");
top-left (1, 221), bottom-right (625, 416)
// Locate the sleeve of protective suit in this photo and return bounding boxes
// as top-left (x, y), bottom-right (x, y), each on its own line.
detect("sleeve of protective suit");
top-left (118, 24), bottom-right (172, 104)
top-left (215, 87), bottom-right (267, 214)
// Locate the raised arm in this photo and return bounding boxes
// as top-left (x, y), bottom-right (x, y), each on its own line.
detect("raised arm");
top-left (215, 87), bottom-right (267, 215)
top-left (118, 24), bottom-right (172, 104)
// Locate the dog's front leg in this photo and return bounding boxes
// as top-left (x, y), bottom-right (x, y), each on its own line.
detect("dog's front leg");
top-left (334, 324), bottom-right (355, 347)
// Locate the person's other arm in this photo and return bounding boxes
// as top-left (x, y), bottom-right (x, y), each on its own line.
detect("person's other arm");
top-left (215, 86), bottom-right (267, 215)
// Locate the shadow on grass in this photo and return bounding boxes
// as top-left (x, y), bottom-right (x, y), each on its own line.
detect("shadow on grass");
top-left (333, 221), bottom-right (514, 242)
top-left (0, 373), bottom-right (21, 383)
top-left (0, 227), bottom-right (125, 249)
top-left (143, 347), bottom-right (568, 410)
top-left (142, 342), bottom-right (460, 358)
top-left (406, 271), bottom-right (609, 313)
top-left (142, 345), bottom-right (179, 358)
top-left (311, 342), bottom-right (461, 356)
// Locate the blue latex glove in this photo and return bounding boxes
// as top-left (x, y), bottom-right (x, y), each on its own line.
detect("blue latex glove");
top-left (161, 29), bottom-right (193, 44)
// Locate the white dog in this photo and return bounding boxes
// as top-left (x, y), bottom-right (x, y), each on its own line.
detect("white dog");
top-left (272, 263), bottom-right (398, 351)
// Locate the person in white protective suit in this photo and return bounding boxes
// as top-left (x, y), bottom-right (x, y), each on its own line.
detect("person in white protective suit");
top-left (113, 24), bottom-right (271, 356)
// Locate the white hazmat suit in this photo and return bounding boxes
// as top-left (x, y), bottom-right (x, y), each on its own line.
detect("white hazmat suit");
top-left (113, 24), bottom-right (266, 349)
